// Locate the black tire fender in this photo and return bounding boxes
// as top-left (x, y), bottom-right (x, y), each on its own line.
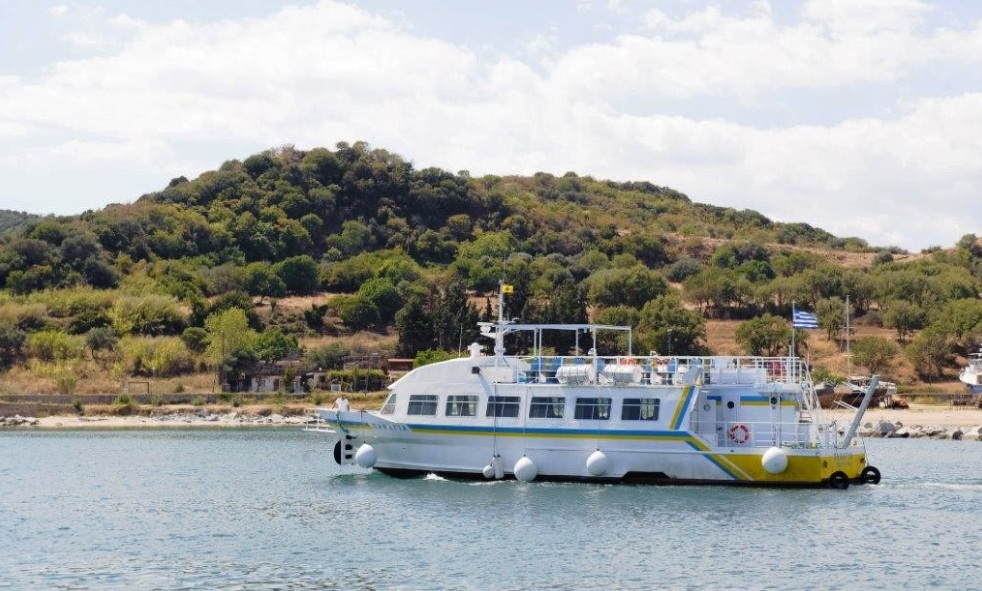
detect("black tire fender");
top-left (861, 465), bottom-right (881, 485)
top-left (829, 470), bottom-right (850, 490)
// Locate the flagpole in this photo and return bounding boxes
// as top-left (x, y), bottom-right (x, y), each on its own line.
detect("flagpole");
top-left (791, 301), bottom-right (797, 358)
top-left (498, 280), bottom-right (504, 323)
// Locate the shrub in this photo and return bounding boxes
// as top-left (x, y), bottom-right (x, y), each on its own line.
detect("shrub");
top-left (413, 349), bottom-right (457, 368)
top-left (54, 366), bottom-right (79, 395)
top-left (112, 393), bottom-right (136, 415)
top-left (119, 336), bottom-right (194, 377)
top-left (305, 342), bottom-right (350, 371)
top-left (26, 331), bottom-right (86, 361)
top-left (0, 303), bottom-right (48, 332)
top-left (30, 287), bottom-right (115, 318)
top-left (109, 294), bottom-right (187, 336)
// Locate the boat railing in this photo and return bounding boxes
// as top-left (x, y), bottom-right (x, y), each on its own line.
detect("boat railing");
top-left (502, 354), bottom-right (812, 387)
top-left (697, 418), bottom-right (839, 449)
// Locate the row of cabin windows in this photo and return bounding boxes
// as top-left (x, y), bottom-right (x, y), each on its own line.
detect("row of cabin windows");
top-left (404, 394), bottom-right (659, 421)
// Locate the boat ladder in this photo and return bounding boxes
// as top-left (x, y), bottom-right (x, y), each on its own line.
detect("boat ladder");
top-left (303, 408), bottom-right (336, 433)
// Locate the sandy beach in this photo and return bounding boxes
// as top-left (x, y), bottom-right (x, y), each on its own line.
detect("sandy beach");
top-left (839, 404), bottom-right (982, 429)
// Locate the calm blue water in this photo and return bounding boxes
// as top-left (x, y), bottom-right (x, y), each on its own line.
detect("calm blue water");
top-left (1, 429), bottom-right (978, 590)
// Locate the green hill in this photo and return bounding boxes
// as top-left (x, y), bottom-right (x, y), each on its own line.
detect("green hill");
top-left (0, 141), bottom-right (980, 398)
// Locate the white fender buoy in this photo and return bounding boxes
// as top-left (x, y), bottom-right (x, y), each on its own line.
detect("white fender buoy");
top-left (586, 450), bottom-right (610, 476)
top-left (354, 444), bottom-right (377, 468)
top-left (514, 456), bottom-right (537, 482)
top-left (492, 455), bottom-right (504, 479)
top-left (761, 446), bottom-right (788, 474)
top-left (482, 464), bottom-right (495, 479)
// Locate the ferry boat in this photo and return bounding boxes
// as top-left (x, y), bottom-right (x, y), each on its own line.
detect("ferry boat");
top-left (310, 309), bottom-right (881, 489)
top-left (960, 348), bottom-right (982, 395)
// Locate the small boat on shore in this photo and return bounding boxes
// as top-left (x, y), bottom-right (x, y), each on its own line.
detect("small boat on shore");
top-left (818, 376), bottom-right (903, 409)
top-left (960, 348), bottom-right (982, 395)
top-left (309, 297), bottom-right (881, 489)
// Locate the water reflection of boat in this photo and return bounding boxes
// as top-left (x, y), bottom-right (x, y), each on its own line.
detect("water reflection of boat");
top-left (960, 348), bottom-right (982, 395)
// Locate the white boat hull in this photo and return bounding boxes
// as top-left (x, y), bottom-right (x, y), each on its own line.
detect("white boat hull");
top-left (316, 406), bottom-right (869, 487)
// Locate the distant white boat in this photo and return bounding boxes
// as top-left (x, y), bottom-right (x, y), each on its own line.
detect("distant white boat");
top-left (308, 292), bottom-right (881, 489)
top-left (960, 348), bottom-right (982, 395)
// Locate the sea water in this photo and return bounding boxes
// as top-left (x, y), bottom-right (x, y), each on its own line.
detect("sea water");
top-left (1, 429), bottom-right (979, 590)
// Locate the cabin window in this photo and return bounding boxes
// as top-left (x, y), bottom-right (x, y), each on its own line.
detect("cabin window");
top-left (380, 393), bottom-right (397, 415)
top-left (529, 396), bottom-right (565, 419)
top-left (574, 397), bottom-right (611, 420)
top-left (622, 398), bottom-right (660, 421)
top-left (407, 394), bottom-right (438, 416)
top-left (446, 395), bottom-right (478, 417)
top-left (486, 396), bottom-right (521, 418)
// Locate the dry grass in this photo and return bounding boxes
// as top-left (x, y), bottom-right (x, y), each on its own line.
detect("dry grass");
top-left (299, 330), bottom-right (398, 352)
top-left (0, 363), bottom-right (222, 396)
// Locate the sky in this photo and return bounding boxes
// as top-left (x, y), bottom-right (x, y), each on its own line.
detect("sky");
top-left (2, 0), bottom-right (981, 252)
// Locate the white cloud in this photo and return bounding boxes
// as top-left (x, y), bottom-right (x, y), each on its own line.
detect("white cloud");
top-left (2, 0), bottom-right (981, 250)
top-left (802, 0), bottom-right (932, 35)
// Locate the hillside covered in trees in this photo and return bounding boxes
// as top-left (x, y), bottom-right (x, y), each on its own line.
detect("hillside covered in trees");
top-left (0, 141), bottom-right (980, 396)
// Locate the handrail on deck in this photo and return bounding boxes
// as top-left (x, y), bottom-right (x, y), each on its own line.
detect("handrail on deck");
top-left (502, 353), bottom-right (812, 387)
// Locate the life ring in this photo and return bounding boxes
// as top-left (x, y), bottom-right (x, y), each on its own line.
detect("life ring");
top-left (727, 423), bottom-right (750, 444)
top-left (829, 471), bottom-right (850, 490)
top-left (860, 466), bottom-right (881, 485)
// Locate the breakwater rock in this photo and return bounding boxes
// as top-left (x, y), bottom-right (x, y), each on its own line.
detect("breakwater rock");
top-left (858, 420), bottom-right (982, 440)
top-left (3, 415), bottom-right (40, 427)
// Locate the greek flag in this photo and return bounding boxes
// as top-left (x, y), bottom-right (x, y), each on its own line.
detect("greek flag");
top-left (792, 310), bottom-right (819, 329)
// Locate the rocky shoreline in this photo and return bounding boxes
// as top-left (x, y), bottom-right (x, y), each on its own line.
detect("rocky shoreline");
top-left (1, 410), bottom-right (314, 429)
top-left (858, 420), bottom-right (982, 440)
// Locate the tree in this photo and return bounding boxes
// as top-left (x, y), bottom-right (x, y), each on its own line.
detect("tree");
top-left (586, 266), bottom-right (668, 310)
top-left (735, 315), bottom-right (791, 356)
top-left (246, 263), bottom-right (286, 304)
top-left (882, 299), bottom-right (926, 343)
top-left (305, 342), bottom-right (350, 371)
top-left (443, 281), bottom-right (481, 351)
top-left (637, 293), bottom-right (707, 355)
top-left (395, 292), bottom-right (435, 356)
top-left (330, 294), bottom-right (381, 331)
top-left (273, 255), bottom-right (320, 295)
top-left (682, 268), bottom-right (753, 318)
top-left (934, 298), bottom-right (982, 353)
top-left (85, 327), bottom-right (118, 361)
top-left (255, 327), bottom-right (298, 365)
top-left (905, 328), bottom-right (952, 380)
top-left (593, 306), bottom-right (641, 354)
top-left (357, 278), bottom-right (403, 325)
top-left (204, 308), bottom-right (258, 367)
top-left (851, 336), bottom-right (899, 378)
top-left (816, 297), bottom-right (845, 342)
top-left (0, 323), bottom-right (26, 367)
